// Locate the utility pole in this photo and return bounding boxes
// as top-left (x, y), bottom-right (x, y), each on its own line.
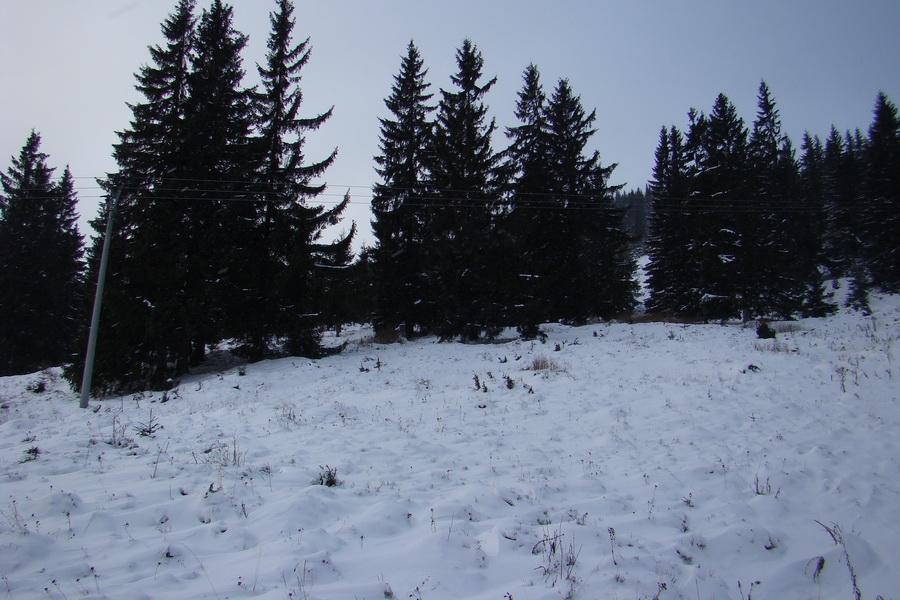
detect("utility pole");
top-left (79, 190), bottom-right (121, 409)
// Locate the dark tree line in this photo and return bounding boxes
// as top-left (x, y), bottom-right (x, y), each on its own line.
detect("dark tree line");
top-left (370, 43), bottom-right (635, 341)
top-left (614, 187), bottom-right (650, 250)
top-left (3, 9), bottom-right (897, 391)
top-left (63, 0), bottom-right (354, 393)
top-left (0, 131), bottom-right (84, 376)
top-left (646, 84), bottom-right (899, 320)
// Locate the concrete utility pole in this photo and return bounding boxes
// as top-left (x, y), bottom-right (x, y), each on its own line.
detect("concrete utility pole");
top-left (79, 190), bottom-right (121, 409)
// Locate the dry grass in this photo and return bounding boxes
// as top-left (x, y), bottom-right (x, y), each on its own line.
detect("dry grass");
top-left (751, 340), bottom-right (796, 353)
top-left (523, 355), bottom-right (567, 373)
top-left (621, 313), bottom-right (707, 325)
top-left (771, 322), bottom-right (805, 334)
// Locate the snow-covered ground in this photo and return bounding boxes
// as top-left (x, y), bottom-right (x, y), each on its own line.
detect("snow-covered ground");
top-left (1, 296), bottom-right (898, 600)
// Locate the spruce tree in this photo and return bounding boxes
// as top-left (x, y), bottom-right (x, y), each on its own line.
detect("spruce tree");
top-left (819, 126), bottom-right (873, 310)
top-left (371, 41), bottom-right (435, 339)
top-left (503, 71), bottom-right (635, 330)
top-left (277, 190), bottom-right (355, 357)
top-left (862, 92), bottom-right (900, 292)
top-left (68, 0), bottom-right (289, 392)
top-left (686, 94), bottom-right (752, 320)
top-left (248, 0), bottom-right (352, 358)
top-left (114, 0), bottom-right (195, 188)
top-left (796, 133), bottom-right (835, 316)
top-left (646, 125), bottom-right (695, 314)
top-left (822, 127), bottom-right (866, 277)
top-left (180, 0), bottom-right (259, 362)
top-left (66, 0), bottom-right (198, 392)
top-left (0, 132), bottom-right (84, 375)
top-left (502, 64), bottom-right (551, 337)
top-left (53, 167), bottom-right (85, 333)
top-left (504, 64), bottom-right (548, 193)
top-left (844, 129), bottom-right (872, 310)
top-left (747, 81), bottom-right (804, 317)
top-left (645, 126), bottom-right (674, 313)
top-left (539, 78), bottom-right (635, 322)
top-left (427, 39), bottom-right (503, 340)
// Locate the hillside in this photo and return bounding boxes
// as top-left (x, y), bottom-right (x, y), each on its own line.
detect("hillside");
top-left (1, 295), bottom-right (898, 599)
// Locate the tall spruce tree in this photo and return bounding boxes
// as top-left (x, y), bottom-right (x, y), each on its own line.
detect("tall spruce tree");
top-left (248, 0), bottom-right (353, 358)
top-left (822, 127), bottom-right (865, 277)
top-left (54, 167), bottom-right (85, 332)
top-left (820, 128), bottom-right (846, 275)
top-left (503, 70), bottom-right (635, 331)
top-left (371, 41), bottom-right (435, 339)
top-left (504, 64), bottom-right (548, 192)
top-left (539, 78), bottom-right (635, 322)
top-left (180, 0), bottom-right (259, 362)
top-left (747, 81), bottom-right (805, 317)
top-left (819, 127), bottom-right (873, 310)
top-left (427, 39), bottom-right (503, 340)
top-left (862, 92), bottom-right (900, 292)
top-left (0, 132), bottom-right (84, 375)
top-left (796, 133), bottom-right (834, 316)
top-left (686, 94), bottom-right (752, 320)
top-left (646, 125), bottom-right (695, 314)
top-left (843, 129), bottom-right (872, 311)
top-left (66, 0), bottom-right (198, 392)
top-left (502, 64), bottom-right (551, 337)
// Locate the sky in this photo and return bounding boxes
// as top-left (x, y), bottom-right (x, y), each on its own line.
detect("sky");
top-left (2, 1), bottom-right (899, 248)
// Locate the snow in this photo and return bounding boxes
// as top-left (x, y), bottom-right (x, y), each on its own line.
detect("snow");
top-left (1, 296), bottom-right (898, 600)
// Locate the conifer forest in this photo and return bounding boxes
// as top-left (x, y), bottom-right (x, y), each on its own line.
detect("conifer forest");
top-left (1, 0), bottom-right (898, 393)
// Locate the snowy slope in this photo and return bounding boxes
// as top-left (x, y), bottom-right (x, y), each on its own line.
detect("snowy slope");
top-left (1, 295), bottom-right (898, 600)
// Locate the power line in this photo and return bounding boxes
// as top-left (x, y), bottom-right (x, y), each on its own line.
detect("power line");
top-left (7, 177), bottom-right (899, 214)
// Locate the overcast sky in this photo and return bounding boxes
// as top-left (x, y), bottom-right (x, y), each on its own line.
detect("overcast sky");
top-left (2, 1), bottom-right (898, 247)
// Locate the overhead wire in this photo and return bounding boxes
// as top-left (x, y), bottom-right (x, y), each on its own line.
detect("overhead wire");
top-left (5, 176), bottom-right (898, 214)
